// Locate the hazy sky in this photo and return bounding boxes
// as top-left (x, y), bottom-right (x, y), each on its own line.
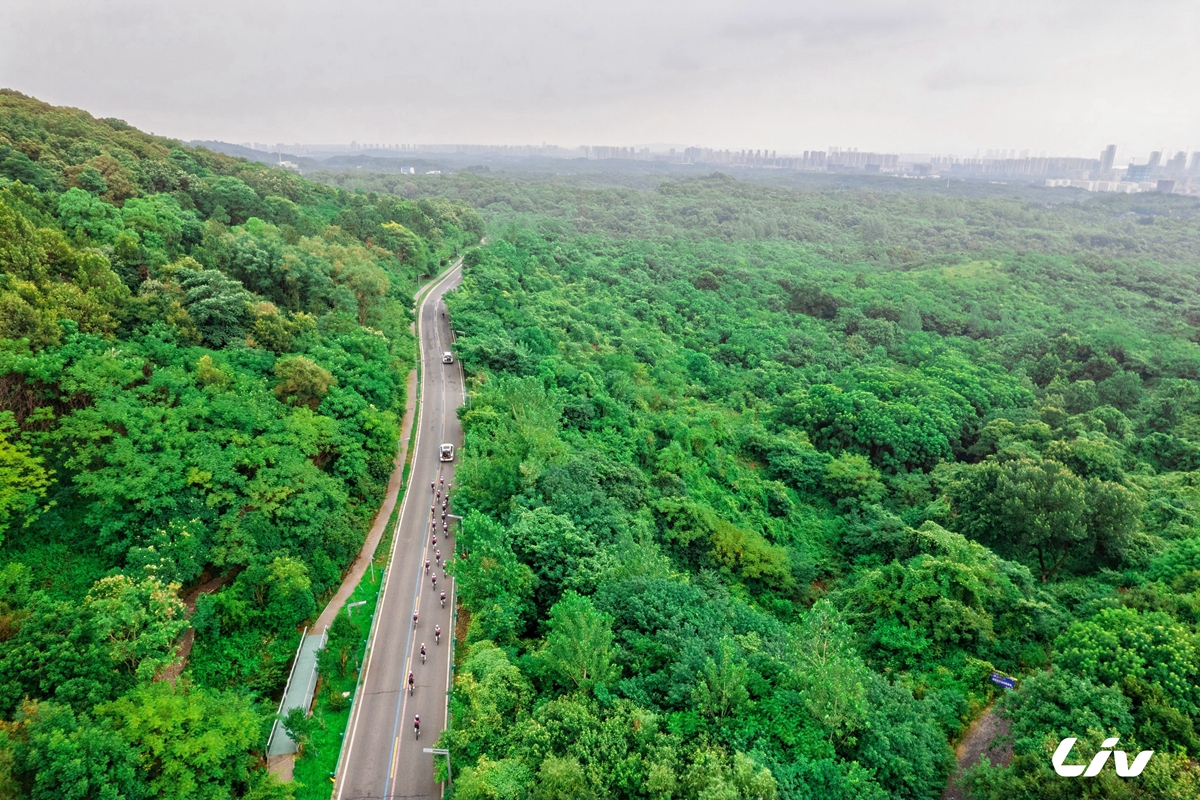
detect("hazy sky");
top-left (2, 0), bottom-right (1196, 159)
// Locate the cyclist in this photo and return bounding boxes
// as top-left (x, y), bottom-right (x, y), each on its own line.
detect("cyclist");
top-left (435, 624), bottom-right (442, 644)
top-left (440, 477), bottom-right (444, 487)
top-left (412, 610), bottom-right (418, 627)
top-left (425, 559), bottom-right (430, 573)
top-left (440, 591), bottom-right (446, 608)
top-left (431, 573), bottom-right (437, 589)
top-left (432, 535), bottom-right (437, 546)
top-left (414, 715), bottom-right (420, 738)
top-left (408, 672), bottom-right (414, 695)
top-left (430, 480), bottom-right (434, 490)
top-left (421, 643), bottom-right (426, 663)
top-left (435, 549), bottom-right (441, 565)
top-left (442, 501), bottom-right (447, 511)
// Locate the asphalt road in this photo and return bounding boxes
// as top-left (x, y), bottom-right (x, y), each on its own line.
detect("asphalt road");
top-left (336, 262), bottom-right (465, 800)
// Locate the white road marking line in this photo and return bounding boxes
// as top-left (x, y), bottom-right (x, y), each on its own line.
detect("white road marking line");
top-left (337, 261), bottom-right (461, 800)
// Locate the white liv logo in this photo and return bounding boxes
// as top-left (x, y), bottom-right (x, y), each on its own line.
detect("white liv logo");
top-left (1053, 737), bottom-right (1154, 778)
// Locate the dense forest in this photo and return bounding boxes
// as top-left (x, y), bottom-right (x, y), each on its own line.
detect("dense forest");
top-left (0, 90), bottom-right (482, 798)
top-left (314, 168), bottom-right (1200, 267)
top-left (4, 86), bottom-right (1200, 800)
top-left (426, 170), bottom-right (1200, 799)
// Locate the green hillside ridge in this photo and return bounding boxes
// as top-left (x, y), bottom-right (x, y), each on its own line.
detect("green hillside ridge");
top-left (0, 89), bottom-right (480, 798)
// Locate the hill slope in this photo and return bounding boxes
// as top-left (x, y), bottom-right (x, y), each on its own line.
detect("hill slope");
top-left (0, 89), bottom-right (481, 798)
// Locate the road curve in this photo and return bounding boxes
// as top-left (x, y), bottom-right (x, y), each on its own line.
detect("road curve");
top-left (335, 261), bottom-right (465, 800)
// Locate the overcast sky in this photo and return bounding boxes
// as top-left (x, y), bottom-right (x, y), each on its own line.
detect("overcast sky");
top-left (2, 0), bottom-right (1196, 160)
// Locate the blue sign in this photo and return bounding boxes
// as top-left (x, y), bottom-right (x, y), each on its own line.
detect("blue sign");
top-left (990, 672), bottom-right (1015, 689)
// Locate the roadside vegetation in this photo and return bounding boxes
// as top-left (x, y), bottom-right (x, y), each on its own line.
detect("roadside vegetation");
top-left (0, 90), bottom-right (480, 798)
top-left (290, 508), bottom-right (394, 800)
top-left (4, 86), bottom-right (1200, 800)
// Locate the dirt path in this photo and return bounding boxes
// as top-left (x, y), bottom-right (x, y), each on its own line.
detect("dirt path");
top-left (943, 707), bottom-right (1013, 800)
top-left (156, 568), bottom-right (241, 683)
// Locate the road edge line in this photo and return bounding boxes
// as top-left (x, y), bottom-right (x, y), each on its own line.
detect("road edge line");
top-left (334, 258), bottom-right (462, 800)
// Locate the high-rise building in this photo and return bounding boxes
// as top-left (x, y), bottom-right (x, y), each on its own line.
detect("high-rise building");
top-left (1191, 152), bottom-right (1200, 174)
top-left (1147, 150), bottom-right (1161, 168)
top-left (1100, 144), bottom-right (1116, 172)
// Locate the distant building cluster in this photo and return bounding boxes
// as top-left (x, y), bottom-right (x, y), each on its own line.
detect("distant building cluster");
top-left (237, 138), bottom-right (1200, 194)
top-left (1042, 148), bottom-right (1200, 195)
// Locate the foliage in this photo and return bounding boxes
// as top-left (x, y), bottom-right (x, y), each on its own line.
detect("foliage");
top-left (7, 85), bottom-right (1200, 797)
top-left (426, 167), bottom-right (1200, 799)
top-left (0, 90), bottom-right (477, 797)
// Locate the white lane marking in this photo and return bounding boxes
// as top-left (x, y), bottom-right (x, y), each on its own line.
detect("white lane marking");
top-left (379, 263), bottom-right (462, 798)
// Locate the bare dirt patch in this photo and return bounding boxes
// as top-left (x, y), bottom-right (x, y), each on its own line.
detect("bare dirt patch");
top-left (943, 707), bottom-right (1013, 800)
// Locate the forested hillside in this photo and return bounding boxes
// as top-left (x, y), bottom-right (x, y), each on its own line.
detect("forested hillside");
top-left (430, 171), bottom-right (1200, 798)
top-left (316, 169), bottom-right (1200, 266)
top-left (4, 84), bottom-right (1200, 800)
top-left (0, 90), bottom-right (481, 798)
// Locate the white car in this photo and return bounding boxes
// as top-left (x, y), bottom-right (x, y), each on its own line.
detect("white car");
top-left (442, 352), bottom-right (454, 364)
top-left (439, 443), bottom-right (455, 462)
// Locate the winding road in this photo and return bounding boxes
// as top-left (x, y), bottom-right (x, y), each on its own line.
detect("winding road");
top-left (334, 261), bottom-right (465, 799)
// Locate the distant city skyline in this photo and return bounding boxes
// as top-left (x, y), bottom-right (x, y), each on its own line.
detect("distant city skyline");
top-left (231, 138), bottom-right (1188, 169)
top-left (2, 1), bottom-right (1197, 157)
top-left (213, 138), bottom-right (1199, 195)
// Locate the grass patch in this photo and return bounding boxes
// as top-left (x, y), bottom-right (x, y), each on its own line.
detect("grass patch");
top-left (291, 270), bottom-right (447, 797)
top-left (291, 493), bottom-right (402, 799)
